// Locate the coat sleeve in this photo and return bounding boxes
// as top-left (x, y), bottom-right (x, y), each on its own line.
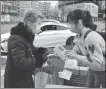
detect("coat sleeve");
top-left (86, 41), bottom-right (104, 69)
top-left (72, 44), bottom-right (82, 55)
top-left (9, 37), bottom-right (36, 72)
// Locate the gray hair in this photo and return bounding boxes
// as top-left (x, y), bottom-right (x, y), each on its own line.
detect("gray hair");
top-left (24, 9), bottom-right (44, 24)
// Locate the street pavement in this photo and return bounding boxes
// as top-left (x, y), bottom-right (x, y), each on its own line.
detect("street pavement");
top-left (1, 56), bottom-right (7, 88)
top-left (1, 64), bottom-right (5, 88)
top-left (0, 21), bottom-right (105, 88)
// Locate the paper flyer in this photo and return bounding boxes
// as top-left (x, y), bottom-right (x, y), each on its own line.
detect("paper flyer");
top-left (52, 44), bottom-right (78, 80)
top-left (53, 44), bottom-right (67, 62)
top-left (58, 69), bottom-right (73, 80)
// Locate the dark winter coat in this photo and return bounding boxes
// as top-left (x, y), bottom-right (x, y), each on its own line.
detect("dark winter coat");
top-left (4, 22), bottom-right (47, 88)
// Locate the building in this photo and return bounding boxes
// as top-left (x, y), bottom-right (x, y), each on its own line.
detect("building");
top-left (18, 1), bottom-right (59, 19)
top-left (58, 1), bottom-right (80, 21)
top-left (40, 2), bottom-right (51, 19)
top-left (16, 1), bottom-right (51, 19)
top-left (1, 1), bottom-right (18, 23)
top-left (31, 1), bottom-right (41, 11)
top-left (98, 0), bottom-right (105, 19)
top-left (17, 1), bottom-right (32, 17)
top-left (28, 1), bottom-right (51, 19)
top-left (58, 1), bottom-right (99, 22)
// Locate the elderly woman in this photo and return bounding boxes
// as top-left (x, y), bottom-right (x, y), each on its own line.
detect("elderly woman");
top-left (4, 10), bottom-right (47, 88)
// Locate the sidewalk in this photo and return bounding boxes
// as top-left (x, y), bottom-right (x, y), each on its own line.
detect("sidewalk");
top-left (1, 65), bottom-right (5, 88)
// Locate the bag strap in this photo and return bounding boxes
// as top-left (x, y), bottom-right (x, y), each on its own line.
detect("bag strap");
top-left (84, 30), bottom-right (92, 40)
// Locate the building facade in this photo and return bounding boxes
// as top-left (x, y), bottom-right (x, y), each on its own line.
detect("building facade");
top-left (58, 1), bottom-right (99, 22)
top-left (40, 2), bottom-right (51, 19)
top-left (17, 1), bottom-right (32, 17)
top-left (98, 0), bottom-right (105, 19)
top-left (1, 1), bottom-right (18, 23)
top-left (31, 1), bottom-right (41, 11)
top-left (30, 1), bottom-right (51, 19)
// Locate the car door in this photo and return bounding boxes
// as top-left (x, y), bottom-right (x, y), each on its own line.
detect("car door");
top-left (53, 24), bottom-right (76, 46)
top-left (33, 24), bottom-right (58, 47)
top-left (33, 24), bottom-right (76, 47)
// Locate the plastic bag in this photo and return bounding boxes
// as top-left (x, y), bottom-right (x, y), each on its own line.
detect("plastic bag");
top-left (34, 62), bottom-right (53, 88)
top-left (34, 72), bottom-right (49, 88)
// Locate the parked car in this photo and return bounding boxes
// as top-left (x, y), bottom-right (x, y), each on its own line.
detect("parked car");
top-left (1, 21), bottom-right (76, 54)
top-left (1, 33), bottom-right (10, 54)
top-left (42, 19), bottom-right (60, 23)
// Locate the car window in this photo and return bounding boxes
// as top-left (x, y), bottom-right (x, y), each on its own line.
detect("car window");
top-left (56, 25), bottom-right (68, 30)
top-left (41, 25), bottom-right (57, 31)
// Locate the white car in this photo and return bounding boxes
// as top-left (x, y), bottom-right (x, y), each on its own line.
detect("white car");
top-left (42, 19), bottom-right (60, 23)
top-left (1, 21), bottom-right (76, 54)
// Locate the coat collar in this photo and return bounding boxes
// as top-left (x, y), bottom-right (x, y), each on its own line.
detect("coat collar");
top-left (10, 22), bottom-right (34, 43)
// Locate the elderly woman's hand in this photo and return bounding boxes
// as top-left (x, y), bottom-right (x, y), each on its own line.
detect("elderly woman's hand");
top-left (42, 55), bottom-right (48, 63)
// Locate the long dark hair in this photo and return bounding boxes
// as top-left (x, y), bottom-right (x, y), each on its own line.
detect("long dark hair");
top-left (67, 9), bottom-right (97, 30)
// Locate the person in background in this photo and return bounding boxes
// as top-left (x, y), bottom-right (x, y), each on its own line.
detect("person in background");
top-left (4, 9), bottom-right (48, 88)
top-left (65, 9), bottom-right (105, 88)
top-left (91, 23), bottom-right (97, 31)
top-left (65, 36), bottom-right (75, 50)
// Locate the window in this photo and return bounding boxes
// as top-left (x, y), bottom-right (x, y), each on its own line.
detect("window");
top-left (41, 25), bottom-right (68, 31)
top-left (41, 25), bottom-right (57, 31)
top-left (56, 25), bottom-right (68, 30)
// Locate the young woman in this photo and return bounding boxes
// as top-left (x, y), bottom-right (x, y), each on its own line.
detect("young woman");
top-left (65, 9), bottom-right (105, 88)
